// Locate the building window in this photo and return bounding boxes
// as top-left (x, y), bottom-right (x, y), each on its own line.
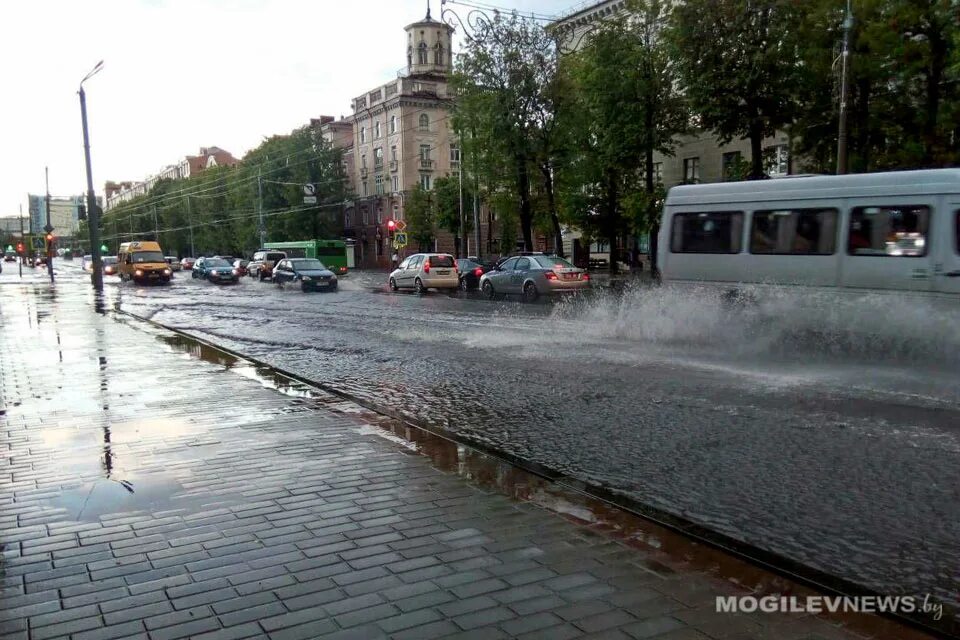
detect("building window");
top-left (420, 145), bottom-right (431, 160)
top-left (435, 45), bottom-right (444, 66)
top-left (376, 205), bottom-right (383, 223)
top-left (344, 209), bottom-right (353, 228)
top-left (375, 174), bottom-right (384, 195)
top-left (362, 207), bottom-right (370, 225)
top-left (362, 181), bottom-right (368, 197)
top-left (764, 144), bottom-right (789, 176)
top-left (419, 114), bottom-right (429, 132)
top-left (671, 211), bottom-right (744, 254)
top-left (418, 42), bottom-right (428, 65)
top-left (389, 115), bottom-right (396, 134)
top-left (374, 147), bottom-right (383, 168)
top-left (390, 145), bottom-right (397, 162)
top-left (374, 121), bottom-right (381, 139)
top-left (750, 208), bottom-right (838, 255)
top-left (653, 162), bottom-right (663, 184)
top-left (683, 157), bottom-right (700, 184)
top-left (392, 175), bottom-right (399, 192)
top-left (420, 174), bottom-right (431, 190)
top-left (393, 203), bottom-right (400, 221)
top-left (361, 153), bottom-right (367, 169)
top-left (450, 146), bottom-right (461, 168)
top-left (722, 152), bottom-right (742, 181)
top-left (360, 127), bottom-right (366, 144)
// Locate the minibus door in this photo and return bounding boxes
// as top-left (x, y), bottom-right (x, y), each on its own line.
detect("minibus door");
top-left (935, 206), bottom-right (960, 295)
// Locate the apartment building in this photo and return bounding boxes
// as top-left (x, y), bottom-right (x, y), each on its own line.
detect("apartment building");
top-left (104, 146), bottom-right (239, 211)
top-left (320, 7), bottom-right (461, 269)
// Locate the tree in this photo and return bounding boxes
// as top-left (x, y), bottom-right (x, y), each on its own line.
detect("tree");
top-left (405, 185), bottom-right (435, 252)
top-left (561, 0), bottom-right (688, 272)
top-left (453, 11), bottom-right (559, 252)
top-left (433, 175), bottom-right (475, 257)
top-left (667, 0), bottom-right (809, 179)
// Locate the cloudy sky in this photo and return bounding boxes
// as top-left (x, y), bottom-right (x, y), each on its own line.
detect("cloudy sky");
top-left (0, 0), bottom-right (574, 219)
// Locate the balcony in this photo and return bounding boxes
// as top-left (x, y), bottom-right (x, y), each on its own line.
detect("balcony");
top-left (389, 160), bottom-right (398, 172)
top-left (374, 161), bottom-right (383, 172)
top-left (419, 158), bottom-right (434, 170)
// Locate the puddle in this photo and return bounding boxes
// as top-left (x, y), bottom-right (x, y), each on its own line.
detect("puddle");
top-left (45, 474), bottom-right (187, 522)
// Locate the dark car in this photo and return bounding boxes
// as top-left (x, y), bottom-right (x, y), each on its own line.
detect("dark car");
top-left (456, 258), bottom-right (495, 291)
top-left (192, 257), bottom-right (239, 284)
top-left (273, 258), bottom-right (338, 292)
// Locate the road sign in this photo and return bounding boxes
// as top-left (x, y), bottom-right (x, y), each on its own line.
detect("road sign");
top-left (303, 184), bottom-right (317, 204)
top-left (303, 196), bottom-right (317, 204)
top-left (393, 232), bottom-right (408, 249)
top-left (33, 236), bottom-right (44, 250)
top-left (394, 220), bottom-right (407, 232)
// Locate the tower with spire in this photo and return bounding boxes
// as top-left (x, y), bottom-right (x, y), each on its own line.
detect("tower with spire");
top-left (405, 1), bottom-right (454, 78)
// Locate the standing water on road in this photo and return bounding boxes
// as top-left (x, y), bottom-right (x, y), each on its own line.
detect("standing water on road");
top-left (112, 269), bottom-right (960, 609)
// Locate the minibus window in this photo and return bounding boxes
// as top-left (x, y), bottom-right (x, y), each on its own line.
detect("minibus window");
top-left (955, 210), bottom-right (959, 254)
top-left (671, 212), bottom-right (743, 254)
top-left (751, 209), bottom-right (837, 255)
top-left (847, 206), bottom-right (928, 257)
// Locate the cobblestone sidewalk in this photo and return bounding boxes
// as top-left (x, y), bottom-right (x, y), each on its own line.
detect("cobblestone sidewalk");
top-left (0, 281), bottom-right (925, 639)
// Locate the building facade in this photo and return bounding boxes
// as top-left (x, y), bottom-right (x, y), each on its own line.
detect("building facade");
top-left (104, 146), bottom-right (239, 211)
top-left (26, 194), bottom-right (84, 238)
top-left (321, 7), bottom-right (461, 269)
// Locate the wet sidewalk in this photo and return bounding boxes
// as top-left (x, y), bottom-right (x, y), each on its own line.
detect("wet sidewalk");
top-left (0, 281), bottom-right (927, 640)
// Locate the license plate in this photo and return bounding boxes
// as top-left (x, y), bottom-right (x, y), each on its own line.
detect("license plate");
top-left (149, 274), bottom-right (159, 279)
top-left (437, 270), bottom-right (449, 275)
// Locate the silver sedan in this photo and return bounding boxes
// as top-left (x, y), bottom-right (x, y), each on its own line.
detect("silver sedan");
top-left (479, 255), bottom-right (590, 301)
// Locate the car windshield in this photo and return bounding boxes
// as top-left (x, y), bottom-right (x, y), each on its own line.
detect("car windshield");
top-left (292, 259), bottom-right (327, 271)
top-left (132, 251), bottom-right (165, 263)
top-left (205, 259), bottom-right (232, 268)
top-left (534, 256), bottom-right (575, 269)
top-left (266, 253), bottom-right (286, 262)
top-left (102, 257), bottom-right (118, 265)
top-left (430, 255), bottom-right (455, 267)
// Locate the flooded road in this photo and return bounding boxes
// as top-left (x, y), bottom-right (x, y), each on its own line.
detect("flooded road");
top-left (52, 264), bottom-right (960, 607)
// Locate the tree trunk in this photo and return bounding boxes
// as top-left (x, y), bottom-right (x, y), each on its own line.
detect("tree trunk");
top-left (748, 119), bottom-right (764, 180)
top-left (854, 77), bottom-right (872, 171)
top-left (605, 170), bottom-right (619, 274)
top-left (924, 25), bottom-right (946, 165)
top-left (540, 163), bottom-right (563, 257)
top-left (645, 102), bottom-right (656, 274)
top-left (517, 157), bottom-right (534, 252)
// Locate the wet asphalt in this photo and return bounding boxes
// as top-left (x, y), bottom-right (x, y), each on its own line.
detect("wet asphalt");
top-left (37, 262), bottom-right (960, 607)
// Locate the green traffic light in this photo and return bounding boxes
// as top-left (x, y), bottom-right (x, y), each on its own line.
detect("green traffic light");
top-left (100, 244), bottom-right (109, 253)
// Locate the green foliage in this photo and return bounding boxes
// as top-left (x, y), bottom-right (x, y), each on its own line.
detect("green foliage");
top-left (667, 0), bottom-right (808, 178)
top-left (101, 122), bottom-right (349, 258)
top-left (404, 185), bottom-right (435, 251)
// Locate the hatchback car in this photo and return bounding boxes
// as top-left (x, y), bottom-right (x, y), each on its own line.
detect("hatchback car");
top-left (181, 257), bottom-right (195, 270)
top-left (480, 255), bottom-right (589, 301)
top-left (388, 253), bottom-right (458, 293)
top-left (232, 259), bottom-right (249, 277)
top-left (192, 257), bottom-right (239, 284)
top-left (273, 258), bottom-right (338, 292)
top-left (248, 250), bottom-right (287, 280)
top-left (165, 257), bottom-right (182, 272)
top-left (102, 256), bottom-right (119, 276)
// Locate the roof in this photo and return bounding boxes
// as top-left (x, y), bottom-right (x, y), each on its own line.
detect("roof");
top-left (665, 169), bottom-right (960, 206)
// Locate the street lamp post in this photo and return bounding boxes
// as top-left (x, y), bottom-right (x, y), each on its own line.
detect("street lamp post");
top-left (836, 0), bottom-right (853, 175)
top-left (80, 60), bottom-right (104, 291)
top-left (45, 167), bottom-right (54, 282)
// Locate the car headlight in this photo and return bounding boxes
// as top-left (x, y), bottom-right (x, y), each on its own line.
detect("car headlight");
top-left (302, 276), bottom-right (312, 281)
top-left (164, 269), bottom-right (171, 275)
top-left (134, 269), bottom-right (143, 276)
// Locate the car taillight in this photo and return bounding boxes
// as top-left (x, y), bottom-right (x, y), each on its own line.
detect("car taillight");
top-left (339, 267), bottom-right (347, 273)
top-left (473, 267), bottom-right (483, 277)
top-left (423, 259), bottom-right (431, 273)
top-left (544, 271), bottom-right (558, 280)
top-left (582, 273), bottom-right (590, 281)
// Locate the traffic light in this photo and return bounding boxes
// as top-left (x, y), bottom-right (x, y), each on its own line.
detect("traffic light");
top-left (16, 242), bottom-right (24, 254)
top-left (387, 220), bottom-right (396, 232)
top-left (45, 233), bottom-right (55, 253)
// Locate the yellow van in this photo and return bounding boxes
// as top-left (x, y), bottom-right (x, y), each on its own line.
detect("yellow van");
top-left (118, 241), bottom-right (172, 284)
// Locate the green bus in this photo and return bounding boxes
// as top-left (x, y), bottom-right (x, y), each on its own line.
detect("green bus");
top-left (262, 240), bottom-right (350, 275)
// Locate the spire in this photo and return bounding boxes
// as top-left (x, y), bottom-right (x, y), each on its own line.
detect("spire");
top-left (425, 0), bottom-right (432, 21)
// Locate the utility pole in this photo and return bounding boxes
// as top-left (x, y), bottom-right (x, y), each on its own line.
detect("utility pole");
top-left (458, 161), bottom-right (465, 257)
top-left (80, 61), bottom-right (104, 291)
top-left (836, 0), bottom-right (853, 175)
top-left (257, 169), bottom-right (265, 247)
top-left (472, 170), bottom-right (480, 259)
top-left (152, 205), bottom-right (158, 241)
top-left (45, 167), bottom-right (54, 283)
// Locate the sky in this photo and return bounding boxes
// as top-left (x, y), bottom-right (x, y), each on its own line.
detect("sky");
top-left (0, 0), bottom-right (576, 219)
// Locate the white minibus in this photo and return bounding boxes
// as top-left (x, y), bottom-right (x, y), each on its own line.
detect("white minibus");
top-left (657, 169), bottom-right (960, 299)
